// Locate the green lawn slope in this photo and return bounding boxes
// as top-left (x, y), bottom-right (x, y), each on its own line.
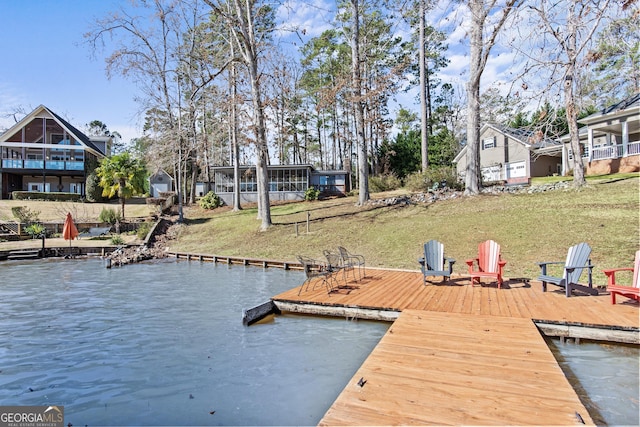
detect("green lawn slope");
top-left (169, 174), bottom-right (639, 285)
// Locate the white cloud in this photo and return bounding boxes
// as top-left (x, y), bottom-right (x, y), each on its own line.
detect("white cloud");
top-left (276, 0), bottom-right (335, 40)
top-left (111, 124), bottom-right (141, 145)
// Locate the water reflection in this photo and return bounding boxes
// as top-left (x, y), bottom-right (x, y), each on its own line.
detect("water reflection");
top-left (547, 338), bottom-right (639, 426)
top-left (0, 258), bottom-right (389, 426)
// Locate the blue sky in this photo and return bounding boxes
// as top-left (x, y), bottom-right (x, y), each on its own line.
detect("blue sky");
top-left (0, 1), bottom-right (515, 144)
top-left (0, 1), bottom-right (142, 142)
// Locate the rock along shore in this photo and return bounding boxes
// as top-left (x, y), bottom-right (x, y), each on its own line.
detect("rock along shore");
top-left (106, 217), bottom-right (180, 267)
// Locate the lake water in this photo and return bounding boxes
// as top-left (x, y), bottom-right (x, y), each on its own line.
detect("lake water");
top-left (0, 258), bottom-right (637, 426)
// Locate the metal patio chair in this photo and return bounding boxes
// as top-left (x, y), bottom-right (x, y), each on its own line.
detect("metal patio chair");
top-left (323, 249), bottom-right (348, 285)
top-left (296, 255), bottom-right (336, 295)
top-left (337, 246), bottom-right (366, 281)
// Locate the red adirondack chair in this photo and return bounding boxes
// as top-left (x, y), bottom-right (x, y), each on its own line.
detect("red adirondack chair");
top-left (466, 240), bottom-right (507, 288)
top-left (604, 250), bottom-right (640, 304)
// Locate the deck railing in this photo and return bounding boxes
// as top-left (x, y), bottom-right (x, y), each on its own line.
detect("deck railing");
top-left (590, 141), bottom-right (640, 161)
top-left (1, 159), bottom-right (85, 170)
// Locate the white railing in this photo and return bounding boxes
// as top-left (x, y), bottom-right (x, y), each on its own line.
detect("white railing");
top-left (590, 141), bottom-right (640, 161)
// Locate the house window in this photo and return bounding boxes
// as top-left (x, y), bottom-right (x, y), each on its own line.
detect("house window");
top-left (503, 137), bottom-right (509, 162)
top-left (28, 183), bottom-right (50, 192)
top-left (482, 137), bottom-right (496, 150)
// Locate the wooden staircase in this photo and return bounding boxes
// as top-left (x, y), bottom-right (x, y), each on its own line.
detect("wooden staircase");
top-left (7, 249), bottom-right (41, 260)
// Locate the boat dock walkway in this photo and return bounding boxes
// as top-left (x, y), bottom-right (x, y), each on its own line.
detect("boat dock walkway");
top-left (270, 268), bottom-right (637, 425)
top-left (320, 310), bottom-right (594, 426)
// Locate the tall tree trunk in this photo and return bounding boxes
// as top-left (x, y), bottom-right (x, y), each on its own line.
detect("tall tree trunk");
top-left (230, 41), bottom-right (242, 211)
top-left (564, 0), bottom-right (586, 186)
top-left (247, 57), bottom-right (272, 230)
top-left (204, 0), bottom-right (270, 227)
top-left (419, 0), bottom-right (429, 172)
top-left (351, 0), bottom-right (369, 205)
top-left (464, 0), bottom-right (519, 195)
top-left (464, 0), bottom-right (483, 195)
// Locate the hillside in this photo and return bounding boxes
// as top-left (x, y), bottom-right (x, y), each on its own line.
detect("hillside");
top-left (168, 175), bottom-right (639, 284)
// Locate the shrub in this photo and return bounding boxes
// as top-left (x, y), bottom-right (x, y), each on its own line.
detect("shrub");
top-left (404, 167), bottom-right (462, 192)
top-left (199, 191), bottom-right (222, 209)
top-left (11, 206), bottom-right (40, 223)
top-left (85, 172), bottom-right (104, 202)
top-left (136, 221), bottom-right (154, 240)
top-left (24, 223), bottom-right (45, 238)
top-left (369, 174), bottom-right (402, 193)
top-left (11, 191), bottom-right (83, 202)
top-left (99, 208), bottom-right (121, 224)
top-left (304, 187), bottom-right (321, 201)
top-left (110, 234), bottom-right (124, 245)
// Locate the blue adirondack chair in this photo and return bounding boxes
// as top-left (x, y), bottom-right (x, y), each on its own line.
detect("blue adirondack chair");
top-left (418, 240), bottom-right (456, 285)
top-left (537, 242), bottom-right (598, 297)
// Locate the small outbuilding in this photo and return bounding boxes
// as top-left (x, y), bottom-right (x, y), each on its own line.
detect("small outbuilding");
top-left (148, 170), bottom-right (174, 198)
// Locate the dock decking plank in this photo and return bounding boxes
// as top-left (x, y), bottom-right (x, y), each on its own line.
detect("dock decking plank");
top-left (269, 267), bottom-right (637, 425)
top-left (319, 310), bottom-right (595, 426)
top-left (275, 269), bottom-right (639, 330)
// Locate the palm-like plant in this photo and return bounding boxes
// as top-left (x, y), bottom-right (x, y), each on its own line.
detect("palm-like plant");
top-left (96, 152), bottom-right (147, 219)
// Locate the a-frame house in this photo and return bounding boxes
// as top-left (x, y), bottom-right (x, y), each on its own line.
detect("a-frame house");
top-left (0, 105), bottom-right (111, 199)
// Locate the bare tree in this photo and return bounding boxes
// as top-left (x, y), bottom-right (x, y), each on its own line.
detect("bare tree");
top-left (464, 0), bottom-right (521, 196)
top-left (204, 0), bottom-right (273, 230)
top-left (525, 0), bottom-right (615, 186)
top-left (84, 0), bottom-right (185, 217)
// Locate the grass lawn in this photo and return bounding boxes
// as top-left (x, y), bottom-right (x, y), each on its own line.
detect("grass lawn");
top-left (169, 173), bottom-right (639, 285)
top-left (0, 198), bottom-right (154, 250)
top-left (0, 198), bottom-right (156, 223)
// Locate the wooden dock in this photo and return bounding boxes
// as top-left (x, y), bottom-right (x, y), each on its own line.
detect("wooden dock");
top-left (165, 254), bottom-right (638, 425)
top-left (272, 268), bottom-right (639, 344)
top-left (268, 268), bottom-right (637, 425)
top-left (320, 310), bottom-right (595, 426)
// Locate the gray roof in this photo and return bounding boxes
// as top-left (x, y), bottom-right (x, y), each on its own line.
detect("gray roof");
top-left (581, 93), bottom-right (640, 121)
top-left (489, 124), bottom-right (560, 149)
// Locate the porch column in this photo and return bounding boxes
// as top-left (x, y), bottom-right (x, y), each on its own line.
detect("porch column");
top-left (608, 133), bottom-right (618, 159)
top-left (562, 143), bottom-right (568, 176)
top-left (622, 120), bottom-right (629, 157)
top-left (587, 128), bottom-right (594, 162)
